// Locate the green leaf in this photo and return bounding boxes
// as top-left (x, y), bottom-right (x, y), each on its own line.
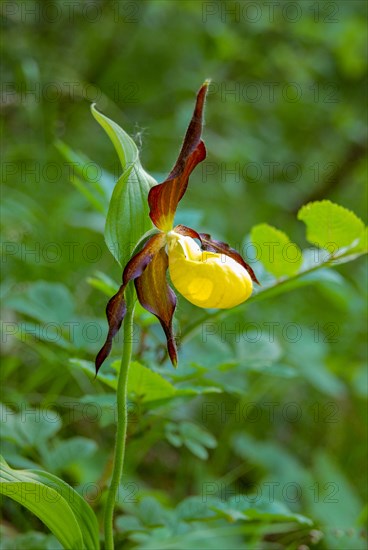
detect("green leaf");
top-left (0, 404), bottom-right (61, 450)
top-left (70, 358), bottom-right (117, 389)
top-left (251, 223), bottom-right (302, 277)
top-left (71, 359), bottom-right (177, 403)
top-left (70, 359), bottom-right (222, 403)
top-left (55, 140), bottom-right (115, 215)
top-left (55, 139), bottom-right (115, 213)
top-left (175, 495), bottom-right (312, 525)
top-left (212, 496), bottom-right (312, 525)
top-left (165, 421), bottom-right (217, 460)
top-left (298, 200), bottom-right (366, 252)
top-left (91, 104), bottom-right (156, 267)
top-left (0, 530), bottom-right (62, 550)
top-left (86, 271), bottom-right (119, 297)
top-left (125, 361), bottom-right (176, 403)
top-left (285, 330), bottom-right (346, 397)
top-left (306, 452), bottom-right (365, 550)
top-left (43, 437), bottom-right (97, 474)
top-left (0, 456), bottom-right (100, 549)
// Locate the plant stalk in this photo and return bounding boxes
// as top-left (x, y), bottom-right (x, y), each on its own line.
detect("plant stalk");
top-left (104, 304), bottom-right (134, 550)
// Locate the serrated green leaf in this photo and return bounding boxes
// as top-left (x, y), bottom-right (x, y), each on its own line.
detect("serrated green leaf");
top-left (70, 359), bottom-right (223, 404)
top-left (91, 104), bottom-right (156, 267)
top-left (298, 200), bottom-right (366, 252)
top-left (251, 223), bottom-right (302, 277)
top-left (175, 495), bottom-right (312, 526)
top-left (72, 358), bottom-right (177, 402)
top-left (212, 496), bottom-right (312, 525)
top-left (0, 456), bottom-right (100, 549)
top-left (125, 361), bottom-right (176, 402)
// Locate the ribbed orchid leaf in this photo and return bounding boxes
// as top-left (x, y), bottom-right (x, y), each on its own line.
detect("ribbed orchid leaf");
top-left (0, 456), bottom-right (100, 550)
top-left (91, 104), bottom-right (156, 267)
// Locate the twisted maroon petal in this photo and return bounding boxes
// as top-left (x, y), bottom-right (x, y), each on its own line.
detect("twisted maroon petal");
top-left (198, 233), bottom-right (260, 285)
top-left (135, 247), bottom-right (178, 366)
top-left (95, 233), bottom-right (166, 374)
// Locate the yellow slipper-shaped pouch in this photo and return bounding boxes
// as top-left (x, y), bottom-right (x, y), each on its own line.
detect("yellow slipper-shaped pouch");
top-left (167, 232), bottom-right (253, 309)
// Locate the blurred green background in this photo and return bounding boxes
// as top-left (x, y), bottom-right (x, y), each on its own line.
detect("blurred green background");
top-left (1, 1), bottom-right (367, 549)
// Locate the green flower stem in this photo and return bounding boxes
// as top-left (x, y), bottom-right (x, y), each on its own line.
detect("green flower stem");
top-left (104, 304), bottom-right (134, 550)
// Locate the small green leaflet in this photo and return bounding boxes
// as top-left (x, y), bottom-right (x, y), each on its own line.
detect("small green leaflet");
top-left (298, 200), bottom-right (366, 252)
top-left (251, 223), bottom-right (302, 277)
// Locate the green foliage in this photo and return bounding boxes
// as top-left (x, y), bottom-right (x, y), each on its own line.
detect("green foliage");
top-left (0, 457), bottom-right (99, 550)
top-left (70, 358), bottom-right (221, 402)
top-left (251, 223), bottom-right (302, 277)
top-left (115, 494), bottom-right (311, 548)
top-left (165, 421), bottom-right (217, 460)
top-left (91, 104), bottom-right (156, 268)
top-left (2, 2), bottom-right (367, 548)
top-left (298, 200), bottom-right (366, 251)
top-left (55, 140), bottom-right (115, 215)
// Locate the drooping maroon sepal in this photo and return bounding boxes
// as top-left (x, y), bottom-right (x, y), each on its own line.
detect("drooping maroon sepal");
top-left (95, 284), bottom-right (127, 374)
top-left (148, 82), bottom-right (209, 232)
top-left (95, 233), bottom-right (166, 374)
top-left (135, 247), bottom-right (178, 366)
top-left (198, 233), bottom-right (261, 285)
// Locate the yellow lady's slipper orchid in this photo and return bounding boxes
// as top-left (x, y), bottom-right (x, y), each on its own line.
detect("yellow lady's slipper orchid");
top-left (95, 82), bottom-right (259, 373)
top-left (167, 232), bottom-right (253, 309)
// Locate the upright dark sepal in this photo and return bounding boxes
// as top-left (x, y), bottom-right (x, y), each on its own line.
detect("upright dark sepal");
top-left (148, 82), bottom-right (209, 232)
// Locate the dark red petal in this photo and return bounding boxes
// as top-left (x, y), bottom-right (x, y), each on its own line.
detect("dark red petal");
top-left (123, 232), bottom-right (166, 285)
top-left (135, 247), bottom-right (178, 366)
top-left (199, 233), bottom-right (260, 285)
top-left (95, 233), bottom-right (166, 374)
top-left (95, 284), bottom-right (127, 374)
top-left (148, 83), bottom-right (209, 231)
top-left (174, 224), bottom-right (201, 240)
